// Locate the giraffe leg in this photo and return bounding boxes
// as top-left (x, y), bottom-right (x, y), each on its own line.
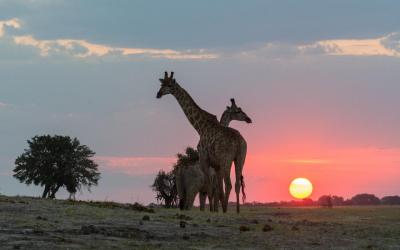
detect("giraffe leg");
top-left (234, 143), bottom-right (247, 213)
top-left (208, 193), bottom-right (213, 212)
top-left (199, 192), bottom-right (206, 211)
top-left (223, 165), bottom-right (232, 213)
top-left (209, 168), bottom-right (218, 212)
top-left (217, 171), bottom-right (226, 213)
top-left (213, 188), bottom-right (219, 212)
top-left (198, 150), bottom-right (210, 212)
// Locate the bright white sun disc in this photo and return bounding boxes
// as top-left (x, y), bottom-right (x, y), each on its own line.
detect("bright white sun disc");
top-left (289, 177), bottom-right (313, 199)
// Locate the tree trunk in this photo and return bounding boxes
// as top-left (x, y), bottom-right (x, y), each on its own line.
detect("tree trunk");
top-left (49, 184), bottom-right (61, 199)
top-left (42, 185), bottom-right (50, 198)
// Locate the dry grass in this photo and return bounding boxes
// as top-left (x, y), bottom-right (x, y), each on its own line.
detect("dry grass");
top-left (0, 195), bottom-right (399, 249)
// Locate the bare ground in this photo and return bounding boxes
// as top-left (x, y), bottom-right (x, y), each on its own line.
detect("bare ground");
top-left (0, 195), bottom-right (399, 249)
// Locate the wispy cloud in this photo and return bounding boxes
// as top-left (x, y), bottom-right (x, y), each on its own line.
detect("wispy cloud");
top-left (299, 33), bottom-right (400, 57)
top-left (13, 35), bottom-right (218, 60)
top-left (237, 32), bottom-right (400, 60)
top-left (0, 18), bottom-right (218, 60)
top-left (95, 156), bottom-right (175, 176)
top-left (0, 18), bottom-right (21, 37)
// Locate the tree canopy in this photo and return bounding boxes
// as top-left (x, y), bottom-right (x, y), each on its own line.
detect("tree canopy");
top-left (350, 193), bottom-right (380, 205)
top-left (13, 135), bottom-right (100, 199)
top-left (381, 195), bottom-right (400, 205)
top-left (173, 147), bottom-right (199, 170)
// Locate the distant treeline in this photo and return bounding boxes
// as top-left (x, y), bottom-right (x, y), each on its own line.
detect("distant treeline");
top-left (242, 194), bottom-right (400, 207)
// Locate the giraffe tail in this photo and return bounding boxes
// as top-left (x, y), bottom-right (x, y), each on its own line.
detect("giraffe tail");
top-left (241, 175), bottom-right (246, 204)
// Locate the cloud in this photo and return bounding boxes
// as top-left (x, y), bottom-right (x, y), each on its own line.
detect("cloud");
top-left (0, 17), bottom-right (217, 60)
top-left (13, 35), bottom-right (218, 59)
top-left (0, 18), bottom-right (21, 37)
top-left (95, 156), bottom-right (175, 176)
top-left (236, 32), bottom-right (400, 61)
top-left (299, 32), bottom-right (400, 57)
top-left (3, 17), bottom-right (400, 61)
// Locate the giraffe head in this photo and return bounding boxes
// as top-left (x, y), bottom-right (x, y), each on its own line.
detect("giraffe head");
top-left (224, 98), bottom-right (252, 123)
top-left (157, 71), bottom-right (176, 98)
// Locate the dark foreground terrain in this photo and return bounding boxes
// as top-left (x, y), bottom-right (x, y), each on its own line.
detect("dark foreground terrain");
top-left (0, 195), bottom-right (399, 249)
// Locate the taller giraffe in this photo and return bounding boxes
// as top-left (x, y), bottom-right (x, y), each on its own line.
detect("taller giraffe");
top-left (157, 72), bottom-right (249, 213)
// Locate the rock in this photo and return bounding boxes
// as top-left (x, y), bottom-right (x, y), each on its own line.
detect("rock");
top-left (36, 216), bottom-right (48, 221)
top-left (250, 219), bottom-right (259, 224)
top-left (262, 224), bottom-right (273, 232)
top-left (142, 215), bottom-right (150, 221)
top-left (81, 225), bottom-right (98, 234)
top-left (239, 225), bottom-right (250, 232)
top-left (180, 220), bottom-right (186, 228)
top-left (176, 214), bottom-right (192, 220)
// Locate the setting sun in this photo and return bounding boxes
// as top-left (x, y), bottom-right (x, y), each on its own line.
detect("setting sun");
top-left (289, 177), bottom-right (313, 199)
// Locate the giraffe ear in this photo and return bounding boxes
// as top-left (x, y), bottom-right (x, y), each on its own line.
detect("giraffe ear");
top-left (170, 72), bottom-right (174, 79)
top-left (164, 71), bottom-right (168, 79)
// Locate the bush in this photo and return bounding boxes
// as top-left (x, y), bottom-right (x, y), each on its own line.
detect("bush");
top-left (350, 193), bottom-right (380, 205)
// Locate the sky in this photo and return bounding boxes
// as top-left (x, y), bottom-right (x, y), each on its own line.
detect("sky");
top-left (0, 0), bottom-right (399, 204)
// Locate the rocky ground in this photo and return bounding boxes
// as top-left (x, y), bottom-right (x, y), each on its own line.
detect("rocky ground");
top-left (0, 195), bottom-right (399, 249)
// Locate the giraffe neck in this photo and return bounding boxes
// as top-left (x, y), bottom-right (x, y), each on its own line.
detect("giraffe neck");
top-left (171, 83), bottom-right (219, 135)
top-left (219, 112), bottom-right (231, 127)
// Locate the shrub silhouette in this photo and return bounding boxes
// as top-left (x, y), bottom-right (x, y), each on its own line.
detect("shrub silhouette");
top-left (13, 135), bottom-right (100, 199)
top-left (151, 170), bottom-right (178, 208)
top-left (318, 195), bottom-right (333, 207)
top-left (350, 193), bottom-right (380, 205)
top-left (381, 195), bottom-right (400, 205)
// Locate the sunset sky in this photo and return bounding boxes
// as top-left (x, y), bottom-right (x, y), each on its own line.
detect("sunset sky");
top-left (0, 1), bottom-right (399, 204)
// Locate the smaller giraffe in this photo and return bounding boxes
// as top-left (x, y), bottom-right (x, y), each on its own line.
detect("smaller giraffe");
top-left (199, 98), bottom-right (252, 212)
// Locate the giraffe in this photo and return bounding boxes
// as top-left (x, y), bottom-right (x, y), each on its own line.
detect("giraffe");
top-left (175, 99), bottom-right (252, 211)
top-left (157, 72), bottom-right (250, 213)
top-left (199, 98), bottom-right (252, 212)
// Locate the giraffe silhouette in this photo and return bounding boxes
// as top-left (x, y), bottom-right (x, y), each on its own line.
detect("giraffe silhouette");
top-left (157, 72), bottom-right (249, 213)
top-left (175, 99), bottom-right (252, 211)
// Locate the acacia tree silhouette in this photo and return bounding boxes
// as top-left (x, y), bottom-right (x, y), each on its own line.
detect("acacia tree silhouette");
top-left (13, 135), bottom-right (100, 199)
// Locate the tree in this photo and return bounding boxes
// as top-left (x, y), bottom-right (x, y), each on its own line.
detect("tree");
top-left (13, 135), bottom-right (100, 199)
top-left (173, 147), bottom-right (199, 171)
top-left (318, 195), bottom-right (333, 207)
top-left (331, 195), bottom-right (344, 206)
top-left (350, 193), bottom-right (380, 205)
top-left (151, 170), bottom-right (177, 208)
top-left (381, 195), bottom-right (400, 205)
